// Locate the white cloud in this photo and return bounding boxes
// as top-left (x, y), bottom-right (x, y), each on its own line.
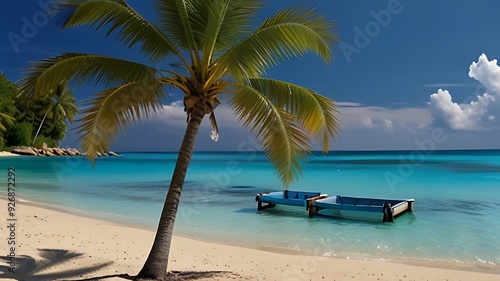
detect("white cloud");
top-left (469, 54), bottom-right (500, 95)
top-left (362, 117), bottom-right (373, 128)
top-left (337, 103), bottom-right (430, 132)
top-left (135, 100), bottom-right (433, 151)
top-left (336, 102), bottom-right (364, 107)
top-left (421, 83), bottom-right (469, 88)
top-left (384, 119), bottom-right (393, 130)
top-left (137, 100), bottom-right (250, 149)
top-left (147, 100), bottom-right (186, 126)
top-left (429, 53), bottom-right (500, 130)
top-left (147, 101), bottom-right (241, 128)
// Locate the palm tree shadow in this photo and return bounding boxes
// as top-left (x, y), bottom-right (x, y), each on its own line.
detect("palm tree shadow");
top-left (165, 271), bottom-right (240, 281)
top-left (0, 248), bottom-right (238, 281)
top-left (0, 248), bottom-right (112, 281)
top-left (70, 270), bottom-right (239, 281)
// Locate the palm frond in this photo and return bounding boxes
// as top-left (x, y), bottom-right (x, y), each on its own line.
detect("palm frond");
top-left (56, 95), bottom-right (79, 123)
top-left (230, 83), bottom-right (312, 185)
top-left (191, 0), bottom-right (262, 67)
top-left (77, 78), bottom-right (167, 161)
top-left (219, 4), bottom-right (338, 79)
top-left (61, 92), bottom-right (79, 123)
top-left (0, 113), bottom-right (15, 132)
top-left (17, 53), bottom-right (160, 102)
top-left (212, 0), bottom-right (263, 52)
top-left (154, 0), bottom-right (199, 64)
top-left (193, 0), bottom-right (230, 70)
top-left (245, 78), bottom-right (340, 153)
top-left (49, 83), bottom-right (78, 123)
top-left (55, 0), bottom-right (182, 63)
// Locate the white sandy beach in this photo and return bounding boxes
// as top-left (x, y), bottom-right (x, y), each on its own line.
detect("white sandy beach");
top-left (0, 199), bottom-right (499, 281)
top-left (0, 151), bottom-right (21, 157)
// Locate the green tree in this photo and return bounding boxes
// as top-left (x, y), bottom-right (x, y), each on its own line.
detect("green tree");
top-left (0, 74), bottom-right (17, 119)
top-left (31, 83), bottom-right (78, 145)
top-left (5, 121), bottom-right (32, 147)
top-left (14, 83), bottom-right (77, 148)
top-left (17, 1), bottom-right (340, 280)
top-left (0, 112), bottom-right (15, 150)
top-left (0, 73), bottom-right (17, 148)
top-left (1, 72), bottom-right (75, 148)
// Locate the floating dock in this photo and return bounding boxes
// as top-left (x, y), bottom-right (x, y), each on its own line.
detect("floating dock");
top-left (255, 191), bottom-right (414, 223)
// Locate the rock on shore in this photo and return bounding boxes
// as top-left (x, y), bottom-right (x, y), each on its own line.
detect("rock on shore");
top-left (10, 146), bottom-right (119, 157)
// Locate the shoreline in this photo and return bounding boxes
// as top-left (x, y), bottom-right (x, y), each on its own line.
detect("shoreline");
top-left (15, 198), bottom-right (500, 274)
top-left (1, 198), bottom-right (499, 280)
top-left (6, 197), bottom-right (495, 273)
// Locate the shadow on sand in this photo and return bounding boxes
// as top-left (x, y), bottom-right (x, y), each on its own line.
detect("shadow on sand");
top-left (0, 249), bottom-right (238, 280)
top-left (0, 248), bottom-right (112, 281)
top-left (67, 270), bottom-right (238, 281)
top-left (164, 270), bottom-right (239, 281)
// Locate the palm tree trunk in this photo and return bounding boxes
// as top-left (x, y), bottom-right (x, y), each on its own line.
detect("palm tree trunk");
top-left (137, 102), bottom-right (206, 280)
top-left (32, 107), bottom-right (51, 146)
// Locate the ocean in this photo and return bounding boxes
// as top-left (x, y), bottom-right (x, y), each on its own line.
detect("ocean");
top-left (1, 150), bottom-right (499, 272)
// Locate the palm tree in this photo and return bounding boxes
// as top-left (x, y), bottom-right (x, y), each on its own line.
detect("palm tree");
top-left (17, 0), bottom-right (340, 280)
top-left (31, 83), bottom-right (78, 145)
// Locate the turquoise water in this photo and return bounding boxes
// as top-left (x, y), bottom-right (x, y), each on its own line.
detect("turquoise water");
top-left (1, 150), bottom-right (500, 272)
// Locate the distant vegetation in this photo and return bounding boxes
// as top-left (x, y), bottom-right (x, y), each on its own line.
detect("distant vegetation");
top-left (0, 72), bottom-right (77, 151)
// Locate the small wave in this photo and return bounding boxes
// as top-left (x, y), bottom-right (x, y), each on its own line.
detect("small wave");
top-left (309, 249), bottom-right (500, 274)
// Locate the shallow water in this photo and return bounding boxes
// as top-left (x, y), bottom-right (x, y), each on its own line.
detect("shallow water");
top-left (1, 150), bottom-right (499, 272)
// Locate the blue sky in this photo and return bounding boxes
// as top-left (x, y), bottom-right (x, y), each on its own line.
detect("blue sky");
top-left (2, 0), bottom-right (500, 152)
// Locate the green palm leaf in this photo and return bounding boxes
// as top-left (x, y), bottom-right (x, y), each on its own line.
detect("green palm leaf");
top-left (155, 0), bottom-right (199, 63)
top-left (230, 83), bottom-right (312, 185)
top-left (245, 78), bottom-right (340, 153)
top-left (45, 83), bottom-right (78, 123)
top-left (189, 0), bottom-right (262, 68)
top-left (56, 0), bottom-right (182, 63)
top-left (0, 113), bottom-right (15, 132)
top-left (219, 4), bottom-right (338, 79)
top-left (54, 95), bottom-right (78, 123)
top-left (77, 78), bottom-right (167, 160)
top-left (192, 0), bottom-right (230, 70)
top-left (202, 0), bottom-right (262, 53)
top-left (17, 53), bottom-right (160, 102)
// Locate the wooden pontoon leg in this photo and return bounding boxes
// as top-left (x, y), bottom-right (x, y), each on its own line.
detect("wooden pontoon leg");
top-left (306, 200), bottom-right (316, 217)
top-left (408, 200), bottom-right (414, 213)
top-left (383, 203), bottom-right (394, 223)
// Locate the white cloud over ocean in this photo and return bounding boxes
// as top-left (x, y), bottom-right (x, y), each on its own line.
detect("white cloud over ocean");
top-left (125, 101), bottom-right (252, 151)
top-left (336, 102), bottom-right (430, 132)
top-left (147, 101), bottom-right (243, 130)
top-left (429, 54), bottom-right (500, 130)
